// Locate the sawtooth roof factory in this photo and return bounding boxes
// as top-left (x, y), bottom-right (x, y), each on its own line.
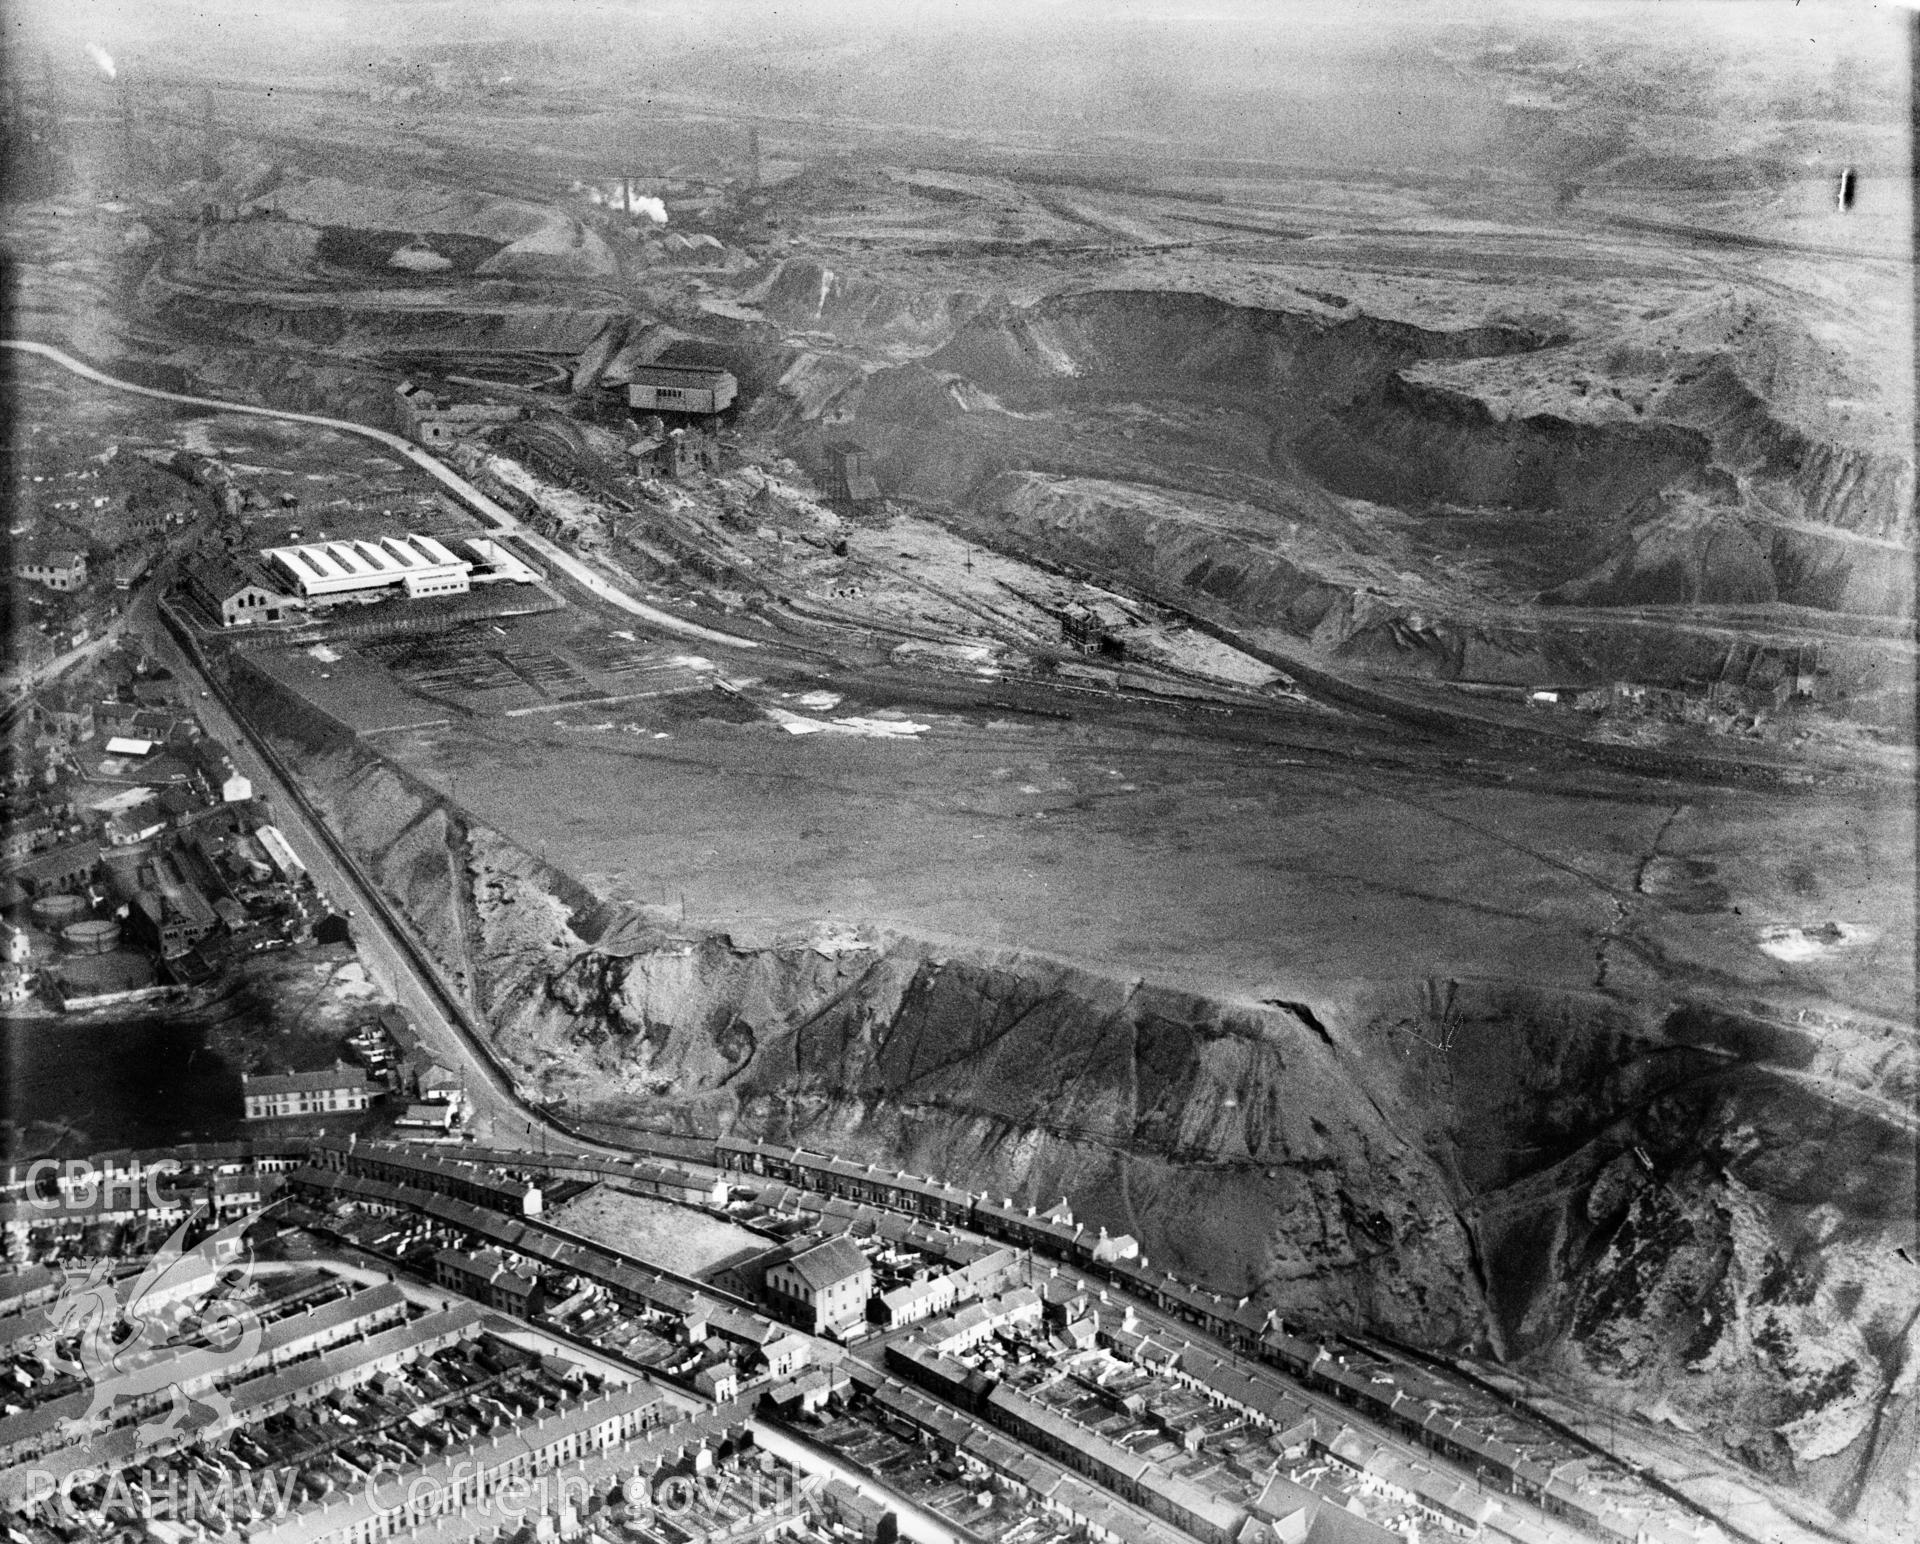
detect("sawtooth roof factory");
top-left (187, 534), bottom-right (541, 627)
top-left (262, 534), bottom-right (475, 601)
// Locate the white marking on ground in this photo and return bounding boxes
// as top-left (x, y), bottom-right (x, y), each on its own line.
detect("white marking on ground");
top-left (1757, 923), bottom-right (1874, 962)
top-left (766, 706), bottom-right (930, 739)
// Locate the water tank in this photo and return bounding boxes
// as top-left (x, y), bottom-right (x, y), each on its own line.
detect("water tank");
top-left (31, 893), bottom-right (86, 927)
top-left (61, 919), bottom-right (122, 955)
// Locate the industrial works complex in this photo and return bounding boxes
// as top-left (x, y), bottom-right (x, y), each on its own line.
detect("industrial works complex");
top-left (187, 534), bottom-right (540, 628)
top-left (0, 260), bottom-right (1836, 1544)
top-left (1, 14), bottom-right (1901, 1544)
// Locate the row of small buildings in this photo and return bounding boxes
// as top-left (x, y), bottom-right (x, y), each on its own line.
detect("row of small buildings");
top-left (15, 1130), bottom-right (1715, 1544)
top-left (855, 1369), bottom-right (1251, 1544)
top-left (0, 1290), bottom-right (471, 1485)
top-left (245, 1399), bottom-right (755, 1544)
top-left (283, 1163), bottom-right (821, 1411)
top-left (523, 1137), bottom-right (1717, 1544)
top-left (878, 1302), bottom-right (1707, 1544)
top-left (6, 1131), bottom-right (1719, 1544)
top-left (282, 1160), bottom-right (782, 1355)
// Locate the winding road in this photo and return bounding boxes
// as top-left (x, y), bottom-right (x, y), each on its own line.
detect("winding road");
top-left (140, 600), bottom-right (544, 1152)
top-left (1, 338), bottom-right (756, 651)
top-left (0, 332), bottom-right (696, 1160)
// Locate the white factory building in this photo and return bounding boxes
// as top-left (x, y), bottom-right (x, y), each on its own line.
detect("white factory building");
top-left (254, 824), bottom-right (305, 882)
top-left (261, 534), bottom-right (473, 603)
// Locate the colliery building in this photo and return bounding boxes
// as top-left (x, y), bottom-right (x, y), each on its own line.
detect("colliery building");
top-left (627, 363), bottom-right (737, 415)
top-left (394, 382), bottom-right (524, 447)
top-left (826, 440), bottom-right (881, 509)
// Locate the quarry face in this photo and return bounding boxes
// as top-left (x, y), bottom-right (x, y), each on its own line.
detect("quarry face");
top-left (4, 3), bottom-right (1914, 1541)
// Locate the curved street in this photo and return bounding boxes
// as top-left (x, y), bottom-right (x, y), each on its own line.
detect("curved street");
top-left (0, 338), bottom-right (757, 651)
top-left (747, 1421), bottom-right (969, 1544)
top-left (4, 340), bottom-right (761, 1159)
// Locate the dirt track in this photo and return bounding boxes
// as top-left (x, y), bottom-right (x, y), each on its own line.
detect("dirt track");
top-left (0, 340), bottom-right (759, 651)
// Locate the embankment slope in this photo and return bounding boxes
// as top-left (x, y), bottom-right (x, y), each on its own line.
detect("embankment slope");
top-left (280, 729), bottom-right (1917, 1535)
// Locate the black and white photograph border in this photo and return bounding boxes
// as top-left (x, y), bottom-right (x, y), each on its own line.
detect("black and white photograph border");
top-left (0, 6), bottom-right (1913, 1544)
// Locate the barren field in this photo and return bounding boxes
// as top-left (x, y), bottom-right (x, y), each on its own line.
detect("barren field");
top-left (283, 722), bottom-right (1916, 1544)
top-left (548, 1185), bottom-right (770, 1280)
top-left (376, 694), bottom-right (1914, 1023)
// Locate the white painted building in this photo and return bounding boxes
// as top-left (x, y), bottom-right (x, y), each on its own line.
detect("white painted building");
top-left (254, 823), bottom-right (305, 882)
top-left (460, 536), bottom-right (540, 585)
top-left (242, 1066), bottom-right (377, 1120)
top-left (261, 534), bottom-right (471, 602)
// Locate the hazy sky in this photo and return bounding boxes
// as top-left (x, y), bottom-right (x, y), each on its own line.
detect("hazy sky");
top-left (8, 0), bottom-right (1907, 180)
